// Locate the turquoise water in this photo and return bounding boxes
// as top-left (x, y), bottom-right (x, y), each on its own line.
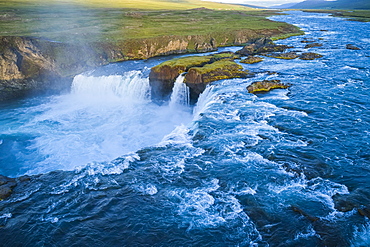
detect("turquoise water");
top-left (0, 11), bottom-right (369, 246)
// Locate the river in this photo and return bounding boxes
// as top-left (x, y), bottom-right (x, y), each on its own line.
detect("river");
top-left (0, 11), bottom-right (369, 246)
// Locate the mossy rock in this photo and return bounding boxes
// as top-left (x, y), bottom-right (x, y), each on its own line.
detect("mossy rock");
top-left (266, 52), bottom-right (299, 60)
top-left (240, 56), bottom-right (264, 64)
top-left (185, 60), bottom-right (251, 97)
top-left (149, 52), bottom-right (240, 100)
top-left (299, 52), bottom-right (323, 60)
top-left (247, 79), bottom-right (290, 94)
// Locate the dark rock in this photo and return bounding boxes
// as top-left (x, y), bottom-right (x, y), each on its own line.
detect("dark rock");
top-left (236, 37), bottom-right (292, 56)
top-left (291, 205), bottom-right (320, 222)
top-left (358, 207), bottom-right (370, 219)
top-left (247, 79), bottom-right (290, 94)
top-left (0, 175), bottom-right (14, 186)
top-left (0, 186), bottom-right (13, 200)
top-left (304, 43), bottom-right (323, 48)
top-left (301, 39), bottom-right (315, 43)
top-left (0, 175), bottom-right (17, 200)
top-left (240, 56), bottom-right (264, 64)
top-left (266, 52), bottom-right (299, 60)
top-left (299, 52), bottom-right (323, 60)
top-left (346, 44), bottom-right (361, 50)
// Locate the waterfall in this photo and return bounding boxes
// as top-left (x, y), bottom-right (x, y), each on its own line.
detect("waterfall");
top-left (71, 70), bottom-right (150, 102)
top-left (169, 74), bottom-right (190, 108)
top-left (193, 85), bottom-right (215, 116)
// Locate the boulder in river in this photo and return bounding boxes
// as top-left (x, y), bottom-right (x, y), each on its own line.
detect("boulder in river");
top-left (304, 43), bottom-right (323, 49)
top-left (299, 52), bottom-right (323, 60)
top-left (240, 56), bottom-right (264, 64)
top-left (346, 44), bottom-right (361, 50)
top-left (236, 37), bottom-right (292, 56)
top-left (266, 52), bottom-right (299, 60)
top-left (247, 79), bottom-right (290, 94)
top-left (0, 175), bottom-right (16, 200)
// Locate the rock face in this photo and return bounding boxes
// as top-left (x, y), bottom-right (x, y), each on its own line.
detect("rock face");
top-left (184, 60), bottom-right (251, 97)
top-left (247, 79), bottom-right (290, 94)
top-left (235, 37), bottom-right (292, 56)
top-left (149, 52), bottom-right (251, 101)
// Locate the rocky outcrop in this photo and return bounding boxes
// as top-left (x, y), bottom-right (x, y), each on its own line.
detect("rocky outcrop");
top-left (247, 79), bottom-right (290, 94)
top-left (149, 52), bottom-right (248, 101)
top-left (299, 52), bottom-right (323, 60)
top-left (304, 42), bottom-right (323, 49)
top-left (265, 51), bottom-right (323, 60)
top-left (0, 37), bottom-right (116, 101)
top-left (266, 52), bottom-right (299, 59)
top-left (0, 174), bottom-right (32, 200)
top-left (0, 175), bottom-right (16, 200)
top-left (184, 60), bottom-right (251, 97)
top-left (346, 44), bottom-right (361, 50)
top-left (236, 37), bottom-right (293, 56)
top-left (240, 56), bottom-right (264, 64)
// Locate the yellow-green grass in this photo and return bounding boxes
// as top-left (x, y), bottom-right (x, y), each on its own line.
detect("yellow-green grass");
top-left (1, 0), bottom-right (254, 11)
top-left (0, 0), bottom-right (294, 43)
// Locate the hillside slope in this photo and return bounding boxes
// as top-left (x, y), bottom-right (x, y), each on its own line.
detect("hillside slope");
top-left (290, 0), bottom-right (370, 9)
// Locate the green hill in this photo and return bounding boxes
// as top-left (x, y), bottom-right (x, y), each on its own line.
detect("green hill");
top-left (290, 0), bottom-right (370, 9)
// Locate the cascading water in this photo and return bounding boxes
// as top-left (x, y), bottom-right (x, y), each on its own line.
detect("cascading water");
top-left (169, 74), bottom-right (190, 109)
top-left (0, 70), bottom-right (192, 176)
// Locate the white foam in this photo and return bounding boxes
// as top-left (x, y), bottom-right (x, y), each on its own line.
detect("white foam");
top-left (0, 213), bottom-right (12, 219)
top-left (169, 74), bottom-right (190, 109)
top-left (351, 221), bottom-right (370, 247)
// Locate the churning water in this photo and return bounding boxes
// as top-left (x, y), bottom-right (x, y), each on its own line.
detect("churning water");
top-left (0, 11), bottom-right (369, 246)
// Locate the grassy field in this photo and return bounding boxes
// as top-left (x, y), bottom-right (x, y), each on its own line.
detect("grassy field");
top-left (0, 0), bottom-right (293, 43)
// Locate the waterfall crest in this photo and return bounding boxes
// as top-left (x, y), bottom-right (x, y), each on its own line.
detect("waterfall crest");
top-left (71, 70), bottom-right (150, 102)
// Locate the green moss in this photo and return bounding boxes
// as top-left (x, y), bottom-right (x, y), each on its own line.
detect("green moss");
top-left (240, 56), bottom-right (264, 64)
top-left (247, 80), bottom-right (290, 94)
top-left (151, 55), bottom-right (213, 73)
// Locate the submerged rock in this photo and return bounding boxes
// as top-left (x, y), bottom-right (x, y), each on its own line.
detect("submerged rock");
top-left (299, 52), bottom-right (323, 60)
top-left (266, 52), bottom-right (299, 60)
top-left (346, 44), bottom-right (361, 50)
top-left (291, 205), bottom-right (320, 222)
top-left (358, 206), bottom-right (370, 219)
top-left (304, 42), bottom-right (323, 48)
top-left (236, 37), bottom-right (292, 56)
top-left (0, 175), bottom-right (16, 200)
top-left (247, 79), bottom-right (290, 94)
top-left (240, 56), bottom-right (264, 64)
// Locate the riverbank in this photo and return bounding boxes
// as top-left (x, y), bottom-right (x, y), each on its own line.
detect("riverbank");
top-left (0, 0), bottom-right (302, 101)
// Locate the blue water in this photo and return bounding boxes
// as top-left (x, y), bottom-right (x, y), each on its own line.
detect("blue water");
top-left (0, 11), bottom-right (369, 246)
